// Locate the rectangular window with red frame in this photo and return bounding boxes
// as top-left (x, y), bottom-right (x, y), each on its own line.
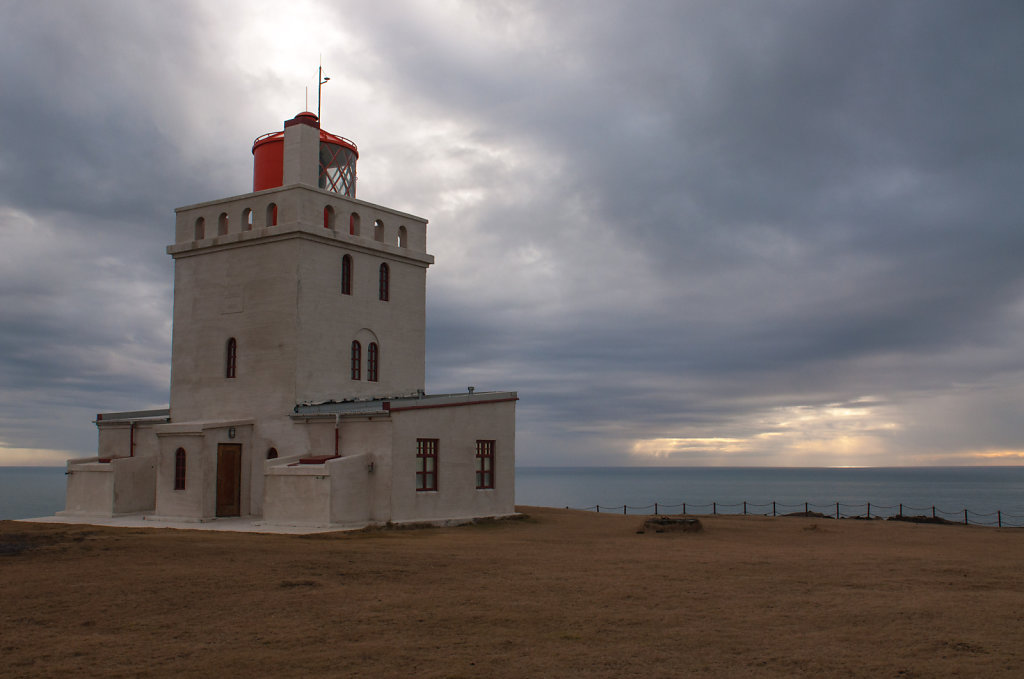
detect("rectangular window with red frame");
top-left (476, 440), bottom-right (495, 489)
top-left (416, 438), bottom-right (438, 491)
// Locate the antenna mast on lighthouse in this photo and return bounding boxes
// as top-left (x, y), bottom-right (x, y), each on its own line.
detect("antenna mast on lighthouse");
top-left (317, 57), bottom-right (330, 122)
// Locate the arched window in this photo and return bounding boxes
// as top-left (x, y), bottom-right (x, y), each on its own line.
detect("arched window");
top-left (324, 205), bottom-right (336, 229)
top-left (373, 219), bottom-right (385, 242)
top-left (350, 341), bottom-right (362, 380)
top-left (174, 448), bottom-right (187, 490)
top-left (397, 225), bottom-right (408, 248)
top-left (194, 217), bottom-right (205, 240)
top-left (378, 263), bottom-right (390, 301)
top-left (341, 255), bottom-right (352, 295)
top-left (218, 212), bottom-right (229, 236)
top-left (349, 212), bottom-right (360, 236)
top-left (225, 337), bottom-right (237, 378)
top-left (367, 342), bottom-right (379, 382)
top-left (267, 203), bottom-right (278, 227)
top-left (266, 447), bottom-right (278, 460)
top-left (242, 207), bottom-right (253, 231)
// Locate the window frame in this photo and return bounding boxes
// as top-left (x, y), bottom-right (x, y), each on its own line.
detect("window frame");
top-left (350, 340), bottom-right (362, 380)
top-left (378, 263), bottom-right (390, 301)
top-left (174, 448), bottom-right (187, 490)
top-left (476, 440), bottom-right (495, 489)
top-left (367, 342), bottom-right (379, 382)
top-left (341, 255), bottom-right (352, 295)
top-left (225, 337), bottom-right (237, 378)
top-left (416, 438), bottom-right (438, 492)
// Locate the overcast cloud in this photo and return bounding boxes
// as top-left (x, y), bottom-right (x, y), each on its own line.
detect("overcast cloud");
top-left (1, 0), bottom-right (1022, 466)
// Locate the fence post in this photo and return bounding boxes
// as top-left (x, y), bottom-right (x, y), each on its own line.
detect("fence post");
top-left (683, 502), bottom-right (686, 515)
top-left (836, 502), bottom-right (840, 519)
top-left (899, 503), bottom-right (903, 518)
top-left (932, 506), bottom-right (936, 519)
top-left (713, 502), bottom-right (717, 515)
top-left (998, 510), bottom-right (1002, 528)
top-left (743, 501), bottom-right (747, 515)
top-left (964, 509), bottom-right (968, 525)
top-left (867, 502), bottom-right (871, 519)
top-left (805, 502), bottom-right (808, 515)
top-left (596, 505), bottom-right (600, 513)
top-left (655, 502), bottom-right (658, 515)
top-left (773, 501), bottom-right (776, 517)
top-left (623, 505), bottom-right (627, 516)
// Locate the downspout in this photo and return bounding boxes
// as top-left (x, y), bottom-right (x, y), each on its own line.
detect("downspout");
top-left (334, 413), bottom-right (340, 457)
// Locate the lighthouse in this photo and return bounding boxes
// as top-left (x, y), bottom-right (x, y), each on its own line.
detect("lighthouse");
top-left (62, 112), bottom-right (517, 528)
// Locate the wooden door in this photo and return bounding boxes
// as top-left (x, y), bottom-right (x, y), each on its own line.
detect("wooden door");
top-left (216, 444), bottom-right (242, 517)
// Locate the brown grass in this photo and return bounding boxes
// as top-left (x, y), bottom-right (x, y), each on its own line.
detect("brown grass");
top-left (2, 507), bottom-right (1024, 678)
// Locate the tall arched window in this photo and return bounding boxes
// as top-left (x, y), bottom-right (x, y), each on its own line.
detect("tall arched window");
top-left (397, 225), bottom-right (408, 248)
top-left (226, 337), bottom-right (237, 378)
top-left (218, 212), bottom-right (229, 235)
top-left (378, 263), bottom-right (390, 301)
top-left (373, 219), bottom-right (385, 242)
top-left (367, 342), bottom-right (379, 382)
top-left (242, 207), bottom-right (253, 231)
top-left (341, 255), bottom-right (352, 295)
top-left (194, 217), bottom-right (205, 240)
top-left (349, 212), bottom-right (360, 236)
top-left (350, 340), bottom-right (362, 380)
top-left (267, 203), bottom-right (278, 226)
top-left (174, 448), bottom-right (187, 490)
top-left (324, 205), bottom-right (336, 229)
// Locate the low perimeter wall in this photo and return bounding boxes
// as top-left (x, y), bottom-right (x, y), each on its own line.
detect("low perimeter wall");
top-left (263, 454), bottom-right (372, 527)
top-left (61, 456), bottom-right (156, 516)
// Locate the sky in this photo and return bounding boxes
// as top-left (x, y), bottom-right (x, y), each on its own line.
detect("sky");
top-left (1, 0), bottom-right (1022, 467)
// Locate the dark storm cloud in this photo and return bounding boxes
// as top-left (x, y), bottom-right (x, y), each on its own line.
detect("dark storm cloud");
top-left (400, 1), bottom-right (1024, 462)
top-left (2, 0), bottom-right (1022, 465)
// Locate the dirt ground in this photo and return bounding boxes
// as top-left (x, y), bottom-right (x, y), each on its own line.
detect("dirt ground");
top-left (2, 507), bottom-right (1023, 678)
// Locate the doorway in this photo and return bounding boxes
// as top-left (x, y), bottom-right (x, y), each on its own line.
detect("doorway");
top-left (216, 443), bottom-right (242, 517)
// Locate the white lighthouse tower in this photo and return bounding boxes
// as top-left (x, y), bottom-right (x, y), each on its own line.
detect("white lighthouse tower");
top-left (62, 112), bottom-right (517, 528)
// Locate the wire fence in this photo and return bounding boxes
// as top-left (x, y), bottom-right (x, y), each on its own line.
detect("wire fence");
top-left (564, 500), bottom-right (1024, 528)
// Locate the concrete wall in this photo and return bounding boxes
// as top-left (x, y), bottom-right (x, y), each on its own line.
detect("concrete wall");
top-left (294, 237), bottom-right (428, 402)
top-left (168, 239), bottom-right (301, 424)
top-left (63, 460), bottom-right (114, 516)
top-left (97, 422), bottom-right (160, 460)
top-left (263, 461), bottom-right (332, 526)
top-left (154, 432), bottom-right (206, 519)
top-left (328, 454), bottom-right (373, 525)
top-left (389, 399), bottom-right (516, 523)
top-left (111, 455), bottom-right (157, 514)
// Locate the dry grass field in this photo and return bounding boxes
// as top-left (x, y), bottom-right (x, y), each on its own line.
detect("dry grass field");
top-left (2, 507), bottom-right (1023, 678)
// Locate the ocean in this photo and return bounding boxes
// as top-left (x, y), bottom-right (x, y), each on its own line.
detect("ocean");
top-left (3, 465), bottom-right (1024, 526)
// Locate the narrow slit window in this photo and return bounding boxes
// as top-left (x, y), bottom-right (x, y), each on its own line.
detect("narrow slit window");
top-left (379, 263), bottom-right (390, 301)
top-left (350, 340), bottom-right (361, 380)
top-left (174, 448), bottom-right (187, 490)
top-left (226, 337), bottom-right (237, 378)
top-left (341, 255), bottom-right (352, 295)
top-left (367, 342), bottom-right (379, 382)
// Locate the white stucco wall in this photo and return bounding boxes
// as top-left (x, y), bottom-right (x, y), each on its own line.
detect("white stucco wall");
top-left (62, 460), bottom-right (114, 516)
top-left (388, 398), bottom-right (517, 523)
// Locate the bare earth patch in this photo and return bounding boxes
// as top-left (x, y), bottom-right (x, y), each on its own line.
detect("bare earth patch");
top-left (2, 507), bottom-right (1023, 678)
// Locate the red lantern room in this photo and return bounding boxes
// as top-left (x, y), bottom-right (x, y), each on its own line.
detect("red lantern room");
top-left (252, 112), bottom-right (359, 197)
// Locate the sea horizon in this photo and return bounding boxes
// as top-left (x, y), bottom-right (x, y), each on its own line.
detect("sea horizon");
top-left (4, 464), bottom-right (1024, 524)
